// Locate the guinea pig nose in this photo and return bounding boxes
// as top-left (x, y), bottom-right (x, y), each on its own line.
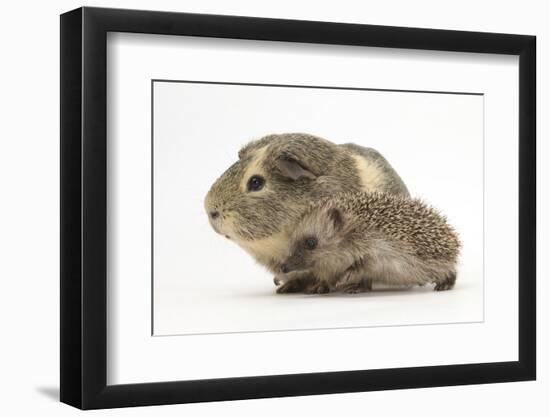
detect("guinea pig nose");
top-left (209, 210), bottom-right (220, 219)
top-left (280, 264), bottom-right (289, 273)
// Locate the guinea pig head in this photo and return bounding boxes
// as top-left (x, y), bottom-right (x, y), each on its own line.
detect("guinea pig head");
top-left (204, 134), bottom-right (330, 243)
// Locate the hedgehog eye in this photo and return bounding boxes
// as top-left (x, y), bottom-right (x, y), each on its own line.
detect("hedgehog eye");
top-left (247, 175), bottom-right (265, 192)
top-left (305, 237), bottom-right (317, 250)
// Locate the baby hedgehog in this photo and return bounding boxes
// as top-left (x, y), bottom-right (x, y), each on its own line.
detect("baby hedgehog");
top-left (275, 192), bottom-right (461, 294)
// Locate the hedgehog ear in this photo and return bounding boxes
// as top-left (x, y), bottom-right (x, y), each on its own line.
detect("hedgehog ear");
top-left (327, 208), bottom-right (343, 231)
top-left (276, 156), bottom-right (316, 180)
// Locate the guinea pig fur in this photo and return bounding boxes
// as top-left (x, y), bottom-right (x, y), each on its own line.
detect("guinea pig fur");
top-left (204, 133), bottom-right (410, 275)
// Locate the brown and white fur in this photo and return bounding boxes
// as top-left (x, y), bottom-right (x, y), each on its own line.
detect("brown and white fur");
top-left (275, 192), bottom-right (461, 294)
top-left (204, 133), bottom-right (409, 290)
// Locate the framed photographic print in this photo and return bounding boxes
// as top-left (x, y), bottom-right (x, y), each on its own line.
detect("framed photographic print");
top-left (60, 6), bottom-right (536, 409)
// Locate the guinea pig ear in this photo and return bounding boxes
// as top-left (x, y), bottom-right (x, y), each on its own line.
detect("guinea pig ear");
top-left (238, 141), bottom-right (259, 160)
top-left (276, 156), bottom-right (316, 180)
top-left (327, 208), bottom-right (343, 231)
top-left (238, 145), bottom-right (251, 160)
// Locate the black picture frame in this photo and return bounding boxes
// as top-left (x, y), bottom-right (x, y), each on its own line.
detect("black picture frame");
top-left (60, 6), bottom-right (536, 410)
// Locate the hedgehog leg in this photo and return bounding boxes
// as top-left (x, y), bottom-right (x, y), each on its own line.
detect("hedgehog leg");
top-left (303, 281), bottom-right (331, 294)
top-left (277, 279), bottom-right (310, 294)
top-left (341, 278), bottom-right (372, 294)
top-left (434, 271), bottom-right (456, 291)
top-left (365, 278), bottom-right (373, 291)
top-left (338, 282), bottom-right (364, 294)
top-left (276, 271), bottom-right (316, 294)
top-left (335, 267), bottom-right (368, 294)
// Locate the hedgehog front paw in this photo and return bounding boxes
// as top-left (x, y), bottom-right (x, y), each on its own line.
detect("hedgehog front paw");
top-left (273, 275), bottom-right (285, 286)
top-left (276, 279), bottom-right (305, 294)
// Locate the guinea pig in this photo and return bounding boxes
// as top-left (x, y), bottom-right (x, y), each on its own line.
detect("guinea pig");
top-left (204, 133), bottom-right (409, 278)
top-left (275, 192), bottom-right (461, 294)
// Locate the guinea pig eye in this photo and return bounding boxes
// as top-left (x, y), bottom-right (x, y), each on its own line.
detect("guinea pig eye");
top-left (247, 175), bottom-right (265, 192)
top-left (305, 237), bottom-right (318, 250)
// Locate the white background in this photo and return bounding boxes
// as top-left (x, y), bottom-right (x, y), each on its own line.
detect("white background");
top-left (153, 81), bottom-right (485, 335)
top-left (0, 1), bottom-right (546, 416)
